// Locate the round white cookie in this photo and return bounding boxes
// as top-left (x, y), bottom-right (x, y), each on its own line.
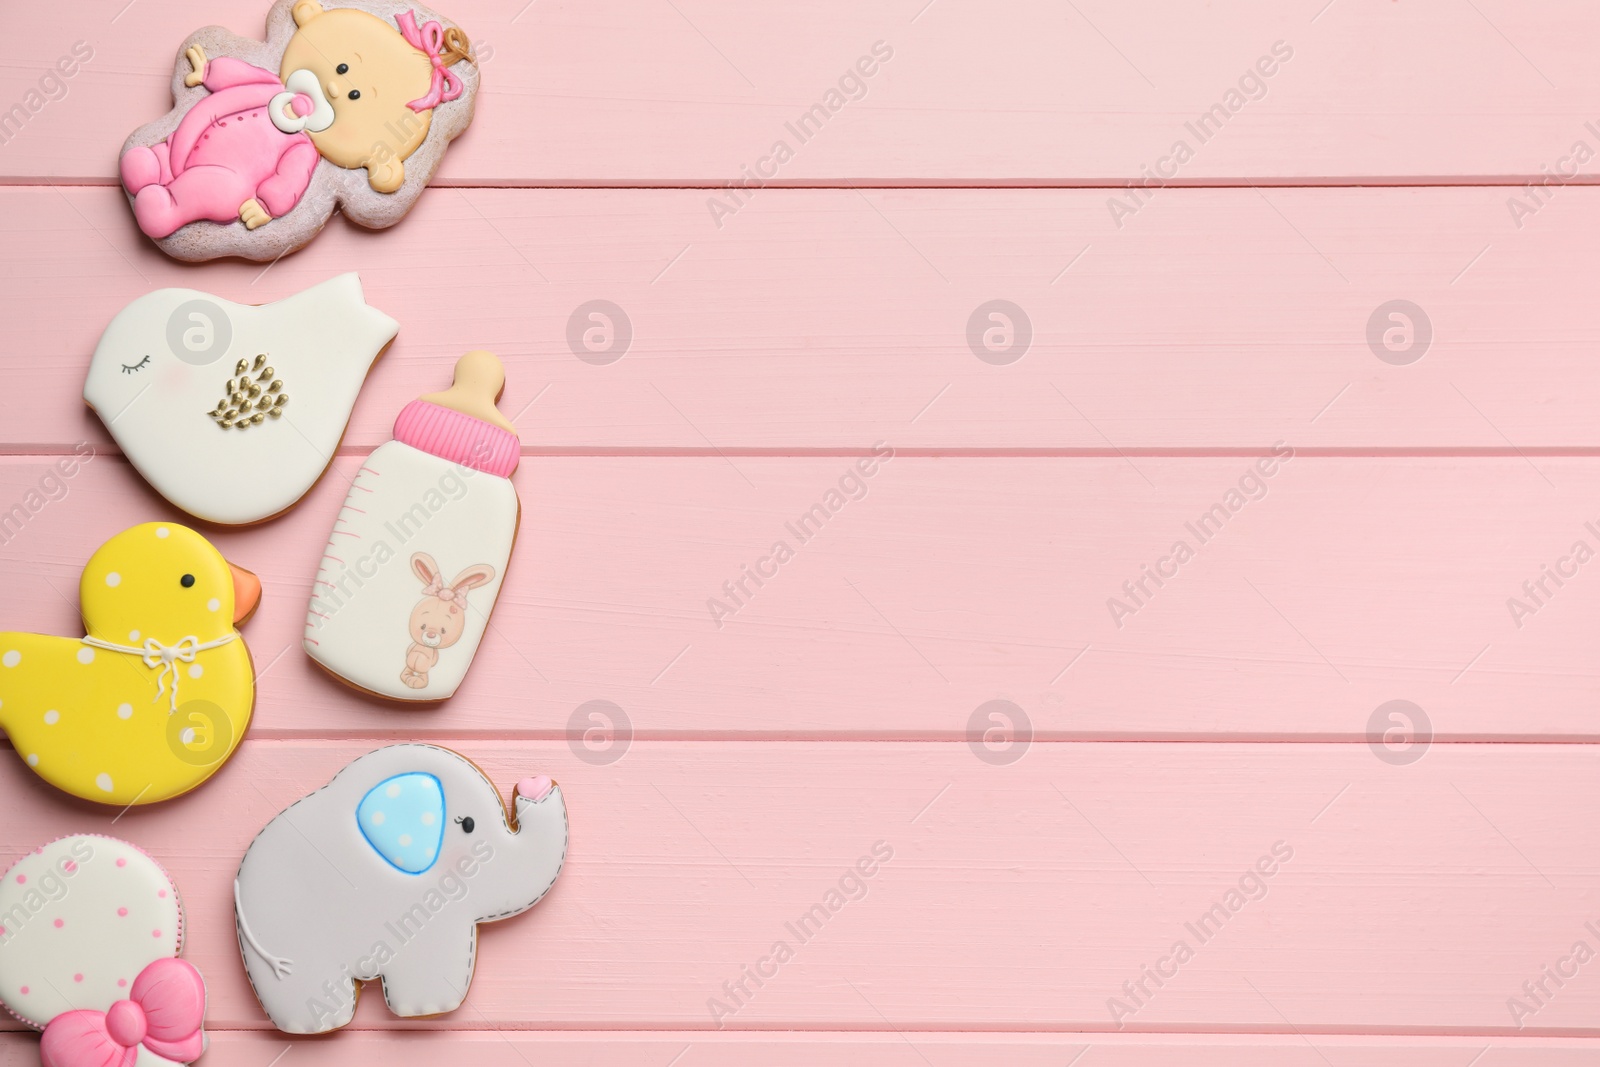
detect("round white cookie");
top-left (0, 835), bottom-right (183, 1029)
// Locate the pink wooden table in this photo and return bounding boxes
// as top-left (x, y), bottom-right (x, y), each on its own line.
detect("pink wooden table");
top-left (4, 1), bottom-right (1600, 1062)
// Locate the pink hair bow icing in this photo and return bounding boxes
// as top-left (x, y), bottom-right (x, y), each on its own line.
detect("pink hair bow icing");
top-left (421, 578), bottom-right (460, 603)
top-left (40, 958), bottom-right (206, 1067)
top-left (396, 11), bottom-right (466, 112)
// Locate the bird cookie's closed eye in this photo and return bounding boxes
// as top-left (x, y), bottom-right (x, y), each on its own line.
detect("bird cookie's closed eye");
top-left (122, 355), bottom-right (151, 374)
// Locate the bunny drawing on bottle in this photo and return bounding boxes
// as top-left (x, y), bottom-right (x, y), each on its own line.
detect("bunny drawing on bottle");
top-left (401, 552), bottom-right (494, 689)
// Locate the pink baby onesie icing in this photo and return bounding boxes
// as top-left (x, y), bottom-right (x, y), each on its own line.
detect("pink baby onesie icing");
top-left (121, 57), bottom-right (321, 239)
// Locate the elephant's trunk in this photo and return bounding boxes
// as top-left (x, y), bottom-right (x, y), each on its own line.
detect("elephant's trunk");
top-left (478, 776), bottom-right (568, 919)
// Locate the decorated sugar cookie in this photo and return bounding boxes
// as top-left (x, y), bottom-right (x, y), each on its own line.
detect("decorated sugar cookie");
top-left (0, 523), bottom-right (258, 805)
top-left (0, 835), bottom-right (206, 1067)
top-left (84, 274), bottom-right (400, 525)
top-left (304, 351), bottom-right (520, 702)
top-left (119, 0), bottom-right (479, 262)
top-left (234, 744), bottom-right (567, 1033)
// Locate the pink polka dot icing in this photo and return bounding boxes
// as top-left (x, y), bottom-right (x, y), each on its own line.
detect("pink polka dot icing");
top-left (0, 834), bottom-right (188, 1031)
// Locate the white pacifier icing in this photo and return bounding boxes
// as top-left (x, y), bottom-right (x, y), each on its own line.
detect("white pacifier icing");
top-left (269, 67), bottom-right (336, 134)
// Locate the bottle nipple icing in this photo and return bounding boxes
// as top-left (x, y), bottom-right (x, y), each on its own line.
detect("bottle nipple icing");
top-left (419, 350), bottom-right (516, 432)
top-left (393, 351), bottom-right (519, 476)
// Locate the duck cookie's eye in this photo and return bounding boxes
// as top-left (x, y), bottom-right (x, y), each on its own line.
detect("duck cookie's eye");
top-left (336, 62), bottom-right (349, 74)
top-left (347, 89), bottom-right (361, 100)
top-left (122, 355), bottom-right (151, 374)
top-left (180, 574), bottom-right (195, 588)
top-left (455, 816), bottom-right (475, 833)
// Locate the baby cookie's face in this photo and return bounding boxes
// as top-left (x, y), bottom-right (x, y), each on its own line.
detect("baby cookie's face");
top-left (279, 5), bottom-right (436, 192)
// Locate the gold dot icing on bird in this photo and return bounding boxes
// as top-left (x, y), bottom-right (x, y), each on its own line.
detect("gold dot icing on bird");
top-left (0, 522), bottom-right (259, 805)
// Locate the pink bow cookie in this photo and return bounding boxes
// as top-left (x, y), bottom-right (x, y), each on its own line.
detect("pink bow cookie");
top-left (40, 958), bottom-right (206, 1067)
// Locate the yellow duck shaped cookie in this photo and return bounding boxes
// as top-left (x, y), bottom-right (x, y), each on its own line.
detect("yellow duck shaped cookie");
top-left (0, 522), bottom-right (259, 805)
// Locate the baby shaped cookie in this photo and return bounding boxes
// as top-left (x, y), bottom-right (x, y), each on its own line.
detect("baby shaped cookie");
top-left (120, 0), bottom-right (479, 262)
top-left (85, 274), bottom-right (399, 525)
top-left (0, 835), bottom-right (206, 1066)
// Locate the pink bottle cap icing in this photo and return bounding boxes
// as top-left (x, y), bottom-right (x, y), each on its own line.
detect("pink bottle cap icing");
top-left (393, 351), bottom-right (520, 476)
top-left (393, 400), bottom-right (519, 476)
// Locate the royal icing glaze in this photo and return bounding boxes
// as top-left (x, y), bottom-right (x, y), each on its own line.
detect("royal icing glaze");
top-left (119, 0), bottom-right (479, 262)
top-left (0, 835), bottom-right (206, 1067)
top-left (0, 523), bottom-right (259, 805)
top-left (234, 744), bottom-right (566, 1034)
top-left (84, 274), bottom-right (400, 526)
top-left (303, 352), bottom-right (520, 702)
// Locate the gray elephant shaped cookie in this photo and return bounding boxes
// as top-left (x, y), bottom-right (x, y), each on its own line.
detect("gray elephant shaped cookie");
top-left (233, 743), bottom-right (567, 1033)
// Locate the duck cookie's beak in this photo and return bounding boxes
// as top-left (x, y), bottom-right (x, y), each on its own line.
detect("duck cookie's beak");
top-left (229, 562), bottom-right (262, 625)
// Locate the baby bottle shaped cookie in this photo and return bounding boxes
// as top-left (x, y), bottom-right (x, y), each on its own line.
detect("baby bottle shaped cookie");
top-left (304, 351), bottom-right (519, 701)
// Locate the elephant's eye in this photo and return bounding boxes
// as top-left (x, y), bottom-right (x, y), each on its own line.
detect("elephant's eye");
top-left (180, 574), bottom-right (195, 588)
top-left (122, 355), bottom-right (151, 375)
top-left (456, 816), bottom-right (475, 833)
top-left (347, 89), bottom-right (361, 100)
top-left (336, 62), bottom-right (349, 74)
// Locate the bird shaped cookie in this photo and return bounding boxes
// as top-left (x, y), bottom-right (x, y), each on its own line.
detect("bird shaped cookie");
top-left (0, 522), bottom-right (259, 805)
top-left (84, 273), bottom-right (399, 525)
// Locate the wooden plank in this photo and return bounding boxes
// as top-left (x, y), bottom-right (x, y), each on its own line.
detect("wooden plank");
top-left (2, 0), bottom-right (1597, 184)
top-left (0, 738), bottom-right (1597, 1032)
top-left (6, 186), bottom-right (1600, 452)
top-left (1, 454), bottom-right (1598, 741)
top-left (4, 1030), bottom-right (1598, 1065)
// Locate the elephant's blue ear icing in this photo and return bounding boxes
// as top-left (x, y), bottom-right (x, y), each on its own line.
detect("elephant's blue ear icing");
top-left (356, 773), bottom-right (446, 874)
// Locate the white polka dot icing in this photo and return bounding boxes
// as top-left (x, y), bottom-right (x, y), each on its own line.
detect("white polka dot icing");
top-left (104, 573), bottom-right (120, 587)
top-left (0, 835), bottom-right (185, 1030)
top-left (1, 651), bottom-right (18, 668)
top-left (356, 772), bottom-right (445, 874)
top-left (76, 647), bottom-right (95, 665)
